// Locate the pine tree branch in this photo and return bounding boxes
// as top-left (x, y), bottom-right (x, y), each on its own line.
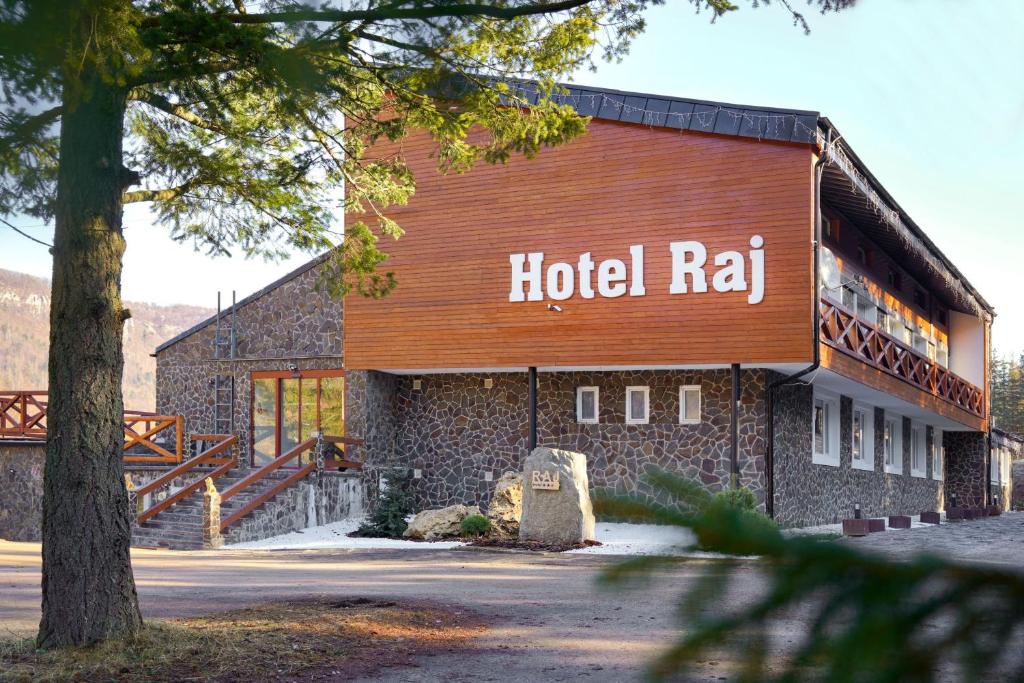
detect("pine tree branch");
top-left (122, 180), bottom-right (198, 204)
top-left (1, 105), bottom-right (62, 144)
top-left (129, 90), bottom-right (225, 133)
top-left (141, 0), bottom-right (594, 29)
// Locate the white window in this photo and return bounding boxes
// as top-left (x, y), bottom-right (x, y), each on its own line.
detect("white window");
top-left (910, 423), bottom-right (926, 477)
top-left (679, 385), bottom-right (701, 424)
top-left (856, 294), bottom-right (876, 325)
top-left (625, 386), bottom-right (649, 425)
top-left (812, 392), bottom-right (840, 467)
top-left (883, 413), bottom-right (903, 474)
top-left (937, 341), bottom-right (949, 368)
top-left (991, 447), bottom-right (1002, 485)
top-left (932, 430), bottom-right (943, 480)
top-left (851, 404), bottom-right (875, 471)
top-left (576, 386), bottom-right (599, 424)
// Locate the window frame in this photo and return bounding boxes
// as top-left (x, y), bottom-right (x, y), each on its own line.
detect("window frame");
top-left (910, 422), bottom-right (927, 477)
top-left (576, 386), bottom-right (599, 424)
top-left (851, 403), bottom-right (875, 472)
top-left (932, 429), bottom-right (944, 481)
top-left (883, 413), bottom-right (904, 475)
top-left (811, 391), bottom-right (840, 467)
top-left (679, 385), bottom-right (702, 425)
top-left (625, 386), bottom-right (650, 425)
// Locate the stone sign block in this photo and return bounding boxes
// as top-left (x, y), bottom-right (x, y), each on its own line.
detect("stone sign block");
top-left (888, 515), bottom-right (911, 529)
top-left (867, 518), bottom-right (886, 533)
top-left (946, 507), bottom-right (964, 521)
top-left (519, 447), bottom-right (595, 544)
top-left (842, 519), bottom-right (870, 537)
top-left (920, 511), bottom-right (941, 524)
top-left (987, 505), bottom-right (1002, 517)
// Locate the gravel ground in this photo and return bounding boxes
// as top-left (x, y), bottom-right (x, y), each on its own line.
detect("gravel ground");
top-left (2, 513), bottom-right (1022, 681)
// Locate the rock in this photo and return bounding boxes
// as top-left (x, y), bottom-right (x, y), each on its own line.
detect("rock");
top-left (403, 504), bottom-right (481, 540)
top-left (519, 447), bottom-right (595, 544)
top-left (487, 471), bottom-right (523, 537)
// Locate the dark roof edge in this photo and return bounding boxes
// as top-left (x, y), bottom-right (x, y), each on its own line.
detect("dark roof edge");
top-left (154, 250), bottom-right (334, 354)
top-left (817, 117), bottom-right (994, 316)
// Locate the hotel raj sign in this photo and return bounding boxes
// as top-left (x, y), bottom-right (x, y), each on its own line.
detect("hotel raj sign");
top-left (509, 236), bottom-right (766, 305)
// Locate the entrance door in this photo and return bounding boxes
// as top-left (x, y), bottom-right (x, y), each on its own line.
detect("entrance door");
top-left (251, 369), bottom-right (344, 467)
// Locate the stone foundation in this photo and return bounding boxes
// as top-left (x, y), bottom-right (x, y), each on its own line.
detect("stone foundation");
top-left (223, 472), bottom-right (364, 545)
top-left (0, 442), bottom-right (45, 541)
top-left (353, 369), bottom-right (767, 512)
top-left (945, 431), bottom-right (987, 508)
top-left (771, 377), bottom-right (945, 527)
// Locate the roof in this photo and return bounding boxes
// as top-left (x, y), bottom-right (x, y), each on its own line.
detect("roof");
top-left (154, 251), bottom-right (333, 354)
top-left (509, 81), bottom-right (820, 145)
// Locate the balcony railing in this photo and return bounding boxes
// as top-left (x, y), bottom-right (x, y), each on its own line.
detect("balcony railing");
top-left (819, 298), bottom-right (984, 418)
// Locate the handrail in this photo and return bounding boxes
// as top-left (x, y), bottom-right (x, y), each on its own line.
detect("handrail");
top-left (819, 297), bottom-right (984, 417)
top-left (135, 434), bottom-right (237, 525)
top-left (0, 391), bottom-right (48, 438)
top-left (220, 461), bottom-right (317, 530)
top-left (134, 434), bottom-right (237, 500)
top-left (220, 437), bottom-right (317, 504)
top-left (123, 415), bottom-right (184, 463)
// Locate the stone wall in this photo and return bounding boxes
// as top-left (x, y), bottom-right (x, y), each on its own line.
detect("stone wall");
top-left (223, 472), bottom-right (364, 545)
top-left (771, 377), bottom-right (945, 527)
top-left (0, 442), bottom-right (45, 541)
top-left (357, 369), bottom-right (767, 511)
top-left (1012, 460), bottom-right (1024, 511)
top-left (945, 431), bottom-right (987, 508)
top-left (155, 257), bottom-right (343, 465)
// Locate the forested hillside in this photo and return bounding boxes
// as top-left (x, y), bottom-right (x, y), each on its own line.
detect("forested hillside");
top-left (0, 268), bottom-right (211, 410)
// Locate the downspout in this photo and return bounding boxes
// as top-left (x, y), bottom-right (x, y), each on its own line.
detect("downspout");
top-left (764, 128), bottom-right (831, 519)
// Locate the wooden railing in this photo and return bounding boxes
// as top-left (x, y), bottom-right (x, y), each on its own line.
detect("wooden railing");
top-left (1, 391), bottom-right (185, 462)
top-left (135, 434), bottom-right (237, 525)
top-left (0, 391), bottom-right (47, 438)
top-left (219, 434), bottom-right (363, 531)
top-left (819, 298), bottom-right (985, 417)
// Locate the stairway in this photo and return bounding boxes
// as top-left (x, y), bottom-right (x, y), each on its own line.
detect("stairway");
top-left (131, 468), bottom-right (290, 550)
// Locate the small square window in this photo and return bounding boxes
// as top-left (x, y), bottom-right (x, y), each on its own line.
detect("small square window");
top-left (625, 386), bottom-right (649, 425)
top-left (914, 288), bottom-right (928, 308)
top-left (576, 386), bottom-right (599, 424)
top-left (679, 386), bottom-right (701, 424)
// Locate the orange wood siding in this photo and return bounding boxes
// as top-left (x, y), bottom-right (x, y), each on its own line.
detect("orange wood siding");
top-left (344, 120), bottom-right (815, 370)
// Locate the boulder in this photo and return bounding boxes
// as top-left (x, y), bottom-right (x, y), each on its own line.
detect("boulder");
top-left (519, 447), bottom-right (595, 544)
top-left (403, 504), bottom-right (481, 540)
top-left (487, 471), bottom-right (523, 537)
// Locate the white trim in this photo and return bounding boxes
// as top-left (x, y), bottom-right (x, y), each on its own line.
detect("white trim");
top-left (679, 385), bottom-right (702, 424)
top-left (883, 413), bottom-right (903, 475)
top-left (851, 403), bottom-right (875, 472)
top-left (625, 386), bottom-right (650, 424)
top-left (811, 390), bottom-right (840, 467)
top-left (910, 421), bottom-right (927, 478)
top-left (576, 386), bottom-right (599, 424)
top-left (932, 429), bottom-right (944, 481)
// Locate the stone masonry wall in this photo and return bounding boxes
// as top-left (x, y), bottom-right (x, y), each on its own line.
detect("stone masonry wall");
top-left (223, 472), bottom-right (364, 545)
top-left (772, 376), bottom-right (946, 527)
top-left (156, 258), bottom-right (343, 465)
top-left (0, 442), bottom-right (45, 541)
top-left (357, 369), bottom-right (768, 511)
top-left (945, 431), bottom-right (987, 508)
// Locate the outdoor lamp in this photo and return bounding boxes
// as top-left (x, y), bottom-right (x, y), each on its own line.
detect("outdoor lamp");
top-left (854, 502), bottom-right (862, 519)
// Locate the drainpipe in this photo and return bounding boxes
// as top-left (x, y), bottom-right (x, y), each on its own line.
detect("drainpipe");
top-left (764, 129), bottom-right (831, 519)
top-left (731, 363), bottom-right (740, 488)
top-left (528, 366), bottom-right (538, 452)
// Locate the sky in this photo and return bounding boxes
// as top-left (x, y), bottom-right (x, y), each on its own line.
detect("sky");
top-left (2, 0), bottom-right (1022, 351)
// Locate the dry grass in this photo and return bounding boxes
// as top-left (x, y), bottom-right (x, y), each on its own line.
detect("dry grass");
top-left (0, 598), bottom-right (487, 682)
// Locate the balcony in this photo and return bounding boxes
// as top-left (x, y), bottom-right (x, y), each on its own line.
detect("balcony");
top-left (819, 298), bottom-right (984, 418)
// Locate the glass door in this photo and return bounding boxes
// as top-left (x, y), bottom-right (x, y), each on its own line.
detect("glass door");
top-left (250, 370), bottom-right (345, 467)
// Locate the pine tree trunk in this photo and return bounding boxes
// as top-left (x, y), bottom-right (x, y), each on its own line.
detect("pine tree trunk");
top-left (36, 73), bottom-right (143, 648)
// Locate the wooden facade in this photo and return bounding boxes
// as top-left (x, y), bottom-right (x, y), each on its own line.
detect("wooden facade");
top-left (344, 120), bottom-right (817, 370)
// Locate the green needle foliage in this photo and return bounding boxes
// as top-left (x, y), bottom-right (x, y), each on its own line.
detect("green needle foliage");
top-left (596, 470), bottom-right (1024, 682)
